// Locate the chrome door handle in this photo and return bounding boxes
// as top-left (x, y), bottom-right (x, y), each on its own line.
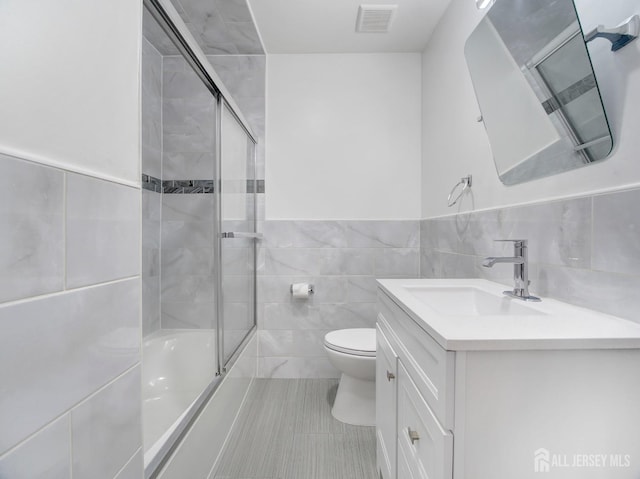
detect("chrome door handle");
top-left (386, 371), bottom-right (395, 381)
top-left (408, 428), bottom-right (420, 444)
top-left (221, 232), bottom-right (263, 240)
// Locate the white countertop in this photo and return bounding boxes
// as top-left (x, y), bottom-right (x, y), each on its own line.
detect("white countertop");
top-left (377, 278), bottom-right (640, 351)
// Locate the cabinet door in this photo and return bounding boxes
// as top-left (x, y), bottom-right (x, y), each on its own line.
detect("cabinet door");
top-left (378, 290), bottom-right (455, 429)
top-left (376, 325), bottom-right (398, 479)
top-left (397, 362), bottom-right (453, 479)
top-left (397, 437), bottom-right (419, 479)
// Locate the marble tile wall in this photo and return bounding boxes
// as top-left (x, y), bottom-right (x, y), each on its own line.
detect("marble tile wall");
top-left (171, 0), bottom-right (264, 55)
top-left (257, 220), bottom-right (420, 378)
top-left (207, 54), bottom-right (266, 219)
top-left (142, 36), bottom-right (163, 337)
top-left (161, 194), bottom-right (216, 329)
top-left (209, 55), bottom-right (266, 356)
top-left (222, 219), bottom-right (257, 363)
top-left (162, 56), bottom-right (216, 182)
top-left (142, 37), bottom-right (163, 180)
top-left (143, 52), bottom-right (265, 334)
top-left (142, 14), bottom-right (266, 341)
top-left (0, 157), bottom-right (64, 303)
top-left (420, 188), bottom-right (640, 323)
top-left (160, 55), bottom-right (217, 331)
top-left (207, 55), bottom-right (265, 134)
top-left (0, 153), bottom-right (142, 478)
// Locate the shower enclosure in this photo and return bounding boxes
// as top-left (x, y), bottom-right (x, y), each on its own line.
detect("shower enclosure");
top-left (141, 2), bottom-right (258, 476)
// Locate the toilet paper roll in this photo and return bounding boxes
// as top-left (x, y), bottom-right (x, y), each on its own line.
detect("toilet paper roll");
top-left (291, 283), bottom-right (311, 299)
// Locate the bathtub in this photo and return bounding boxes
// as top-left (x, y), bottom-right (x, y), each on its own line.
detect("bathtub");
top-left (142, 330), bottom-right (218, 470)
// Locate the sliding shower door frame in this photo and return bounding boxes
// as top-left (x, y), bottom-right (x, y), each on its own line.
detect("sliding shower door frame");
top-left (143, 1), bottom-right (259, 477)
top-left (144, 0), bottom-right (258, 371)
top-left (217, 98), bottom-right (259, 373)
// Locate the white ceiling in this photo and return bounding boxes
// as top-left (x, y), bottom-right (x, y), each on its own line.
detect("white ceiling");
top-left (247, 0), bottom-right (453, 53)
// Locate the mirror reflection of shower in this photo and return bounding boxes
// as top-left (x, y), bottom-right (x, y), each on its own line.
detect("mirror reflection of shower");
top-left (464, 0), bottom-right (613, 185)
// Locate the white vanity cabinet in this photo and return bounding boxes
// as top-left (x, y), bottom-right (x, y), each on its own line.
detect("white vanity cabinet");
top-left (396, 361), bottom-right (453, 479)
top-left (376, 282), bottom-right (640, 479)
top-left (377, 289), bottom-right (454, 479)
top-left (376, 323), bottom-right (397, 479)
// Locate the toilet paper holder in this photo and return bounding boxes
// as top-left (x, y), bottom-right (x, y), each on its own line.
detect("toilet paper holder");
top-left (290, 284), bottom-right (315, 295)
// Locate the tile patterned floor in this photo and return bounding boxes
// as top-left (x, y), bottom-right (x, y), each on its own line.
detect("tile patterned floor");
top-left (212, 379), bottom-right (377, 479)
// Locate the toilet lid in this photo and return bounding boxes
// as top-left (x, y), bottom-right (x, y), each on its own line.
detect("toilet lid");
top-left (324, 328), bottom-right (376, 357)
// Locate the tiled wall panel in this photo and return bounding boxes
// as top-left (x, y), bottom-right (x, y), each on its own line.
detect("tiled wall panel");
top-left (0, 154), bottom-right (64, 303)
top-left (169, 0), bottom-right (264, 55)
top-left (207, 54), bottom-right (266, 197)
top-left (158, 55), bottom-right (217, 331)
top-left (0, 278), bottom-right (140, 452)
top-left (114, 450), bottom-right (143, 479)
top-left (0, 153), bottom-right (142, 479)
top-left (0, 415), bottom-right (70, 479)
top-left (142, 37), bottom-right (163, 337)
top-left (143, 189), bottom-right (162, 335)
top-left (71, 366), bottom-right (142, 479)
top-left (420, 188), bottom-right (640, 324)
top-left (592, 188), bottom-right (640, 276)
top-left (257, 220), bottom-right (420, 378)
top-left (66, 174), bottom-right (140, 288)
top-left (161, 194), bottom-right (216, 329)
top-left (142, 37), bottom-right (163, 180)
top-left (162, 56), bottom-right (215, 183)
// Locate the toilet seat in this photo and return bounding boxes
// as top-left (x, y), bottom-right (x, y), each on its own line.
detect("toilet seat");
top-left (324, 328), bottom-right (376, 357)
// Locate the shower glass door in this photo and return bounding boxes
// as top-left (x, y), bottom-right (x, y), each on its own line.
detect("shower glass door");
top-left (219, 101), bottom-right (257, 367)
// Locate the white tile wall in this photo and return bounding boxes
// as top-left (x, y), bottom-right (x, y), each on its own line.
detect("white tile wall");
top-left (257, 220), bottom-right (420, 378)
top-left (0, 154), bottom-right (64, 302)
top-left (160, 194), bottom-right (216, 327)
top-left (0, 277), bottom-right (140, 452)
top-left (0, 415), bottom-right (70, 479)
top-left (142, 189), bottom-right (162, 335)
top-left (421, 189), bottom-right (640, 323)
top-left (0, 153), bottom-right (142, 479)
top-left (66, 173), bottom-right (141, 288)
top-left (71, 366), bottom-right (142, 479)
top-left (114, 450), bottom-right (143, 479)
top-left (592, 188), bottom-right (640, 276)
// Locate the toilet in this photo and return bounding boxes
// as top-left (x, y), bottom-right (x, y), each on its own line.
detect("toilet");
top-left (324, 328), bottom-right (376, 426)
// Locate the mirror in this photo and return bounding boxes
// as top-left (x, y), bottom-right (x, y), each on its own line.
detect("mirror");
top-left (465, 0), bottom-right (613, 185)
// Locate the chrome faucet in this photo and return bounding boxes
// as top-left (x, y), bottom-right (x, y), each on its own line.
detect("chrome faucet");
top-left (483, 239), bottom-right (541, 302)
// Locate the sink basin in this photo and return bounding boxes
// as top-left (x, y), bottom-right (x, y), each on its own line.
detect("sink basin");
top-left (403, 286), bottom-right (545, 316)
top-left (378, 279), bottom-right (640, 351)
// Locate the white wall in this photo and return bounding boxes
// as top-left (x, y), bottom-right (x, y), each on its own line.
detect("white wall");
top-left (0, 0), bottom-right (141, 185)
top-left (266, 53), bottom-right (422, 220)
top-left (421, 0), bottom-right (640, 218)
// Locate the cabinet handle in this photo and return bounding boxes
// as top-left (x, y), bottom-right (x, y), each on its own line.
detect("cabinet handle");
top-left (386, 370), bottom-right (395, 381)
top-left (408, 428), bottom-right (420, 444)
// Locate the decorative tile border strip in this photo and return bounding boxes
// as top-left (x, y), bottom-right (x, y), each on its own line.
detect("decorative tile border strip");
top-left (142, 174), bottom-right (265, 194)
top-left (163, 179), bottom-right (215, 194)
top-left (141, 174), bottom-right (162, 193)
top-left (542, 74), bottom-right (596, 114)
top-left (248, 179), bottom-right (265, 194)
top-left (141, 174), bottom-right (213, 194)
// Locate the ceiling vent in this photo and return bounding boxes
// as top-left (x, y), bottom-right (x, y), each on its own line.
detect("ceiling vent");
top-left (355, 5), bottom-right (398, 33)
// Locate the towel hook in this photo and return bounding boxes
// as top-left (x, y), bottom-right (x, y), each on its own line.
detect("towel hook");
top-left (447, 175), bottom-right (472, 207)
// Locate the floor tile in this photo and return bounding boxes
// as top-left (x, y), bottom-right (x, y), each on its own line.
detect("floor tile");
top-left (212, 379), bottom-right (376, 479)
